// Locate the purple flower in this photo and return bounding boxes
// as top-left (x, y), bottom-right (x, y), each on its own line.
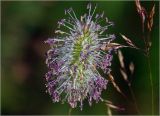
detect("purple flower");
top-left (51, 91), bottom-right (60, 102)
top-left (44, 38), bottom-right (55, 46)
top-left (44, 4), bottom-right (115, 110)
top-left (100, 54), bottom-right (113, 73)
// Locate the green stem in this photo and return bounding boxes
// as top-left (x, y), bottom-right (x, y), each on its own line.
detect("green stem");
top-left (68, 108), bottom-right (72, 116)
top-left (147, 54), bottom-right (154, 115)
top-left (142, 23), bottom-right (154, 114)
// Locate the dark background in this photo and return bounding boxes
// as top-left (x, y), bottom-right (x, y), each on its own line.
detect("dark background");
top-left (1, 1), bottom-right (159, 115)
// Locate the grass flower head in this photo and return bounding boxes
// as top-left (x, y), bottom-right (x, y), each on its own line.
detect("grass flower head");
top-left (45, 3), bottom-right (115, 110)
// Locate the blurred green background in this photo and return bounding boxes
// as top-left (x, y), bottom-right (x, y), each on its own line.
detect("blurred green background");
top-left (1, 1), bottom-right (159, 115)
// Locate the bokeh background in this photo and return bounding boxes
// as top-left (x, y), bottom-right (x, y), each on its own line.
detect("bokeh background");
top-left (1, 1), bottom-right (159, 115)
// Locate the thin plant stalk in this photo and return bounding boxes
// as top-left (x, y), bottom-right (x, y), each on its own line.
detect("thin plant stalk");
top-left (147, 53), bottom-right (154, 115)
top-left (118, 50), bottom-right (140, 114)
top-left (141, 27), bottom-right (154, 115)
top-left (68, 108), bottom-right (72, 116)
top-left (128, 84), bottom-right (140, 114)
top-left (107, 106), bottom-right (112, 116)
top-left (142, 25), bottom-right (154, 115)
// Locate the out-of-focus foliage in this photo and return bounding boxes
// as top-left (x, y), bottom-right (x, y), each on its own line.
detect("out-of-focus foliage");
top-left (1, 1), bottom-right (159, 115)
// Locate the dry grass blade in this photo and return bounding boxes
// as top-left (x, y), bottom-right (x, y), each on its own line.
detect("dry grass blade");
top-left (147, 4), bottom-right (155, 32)
top-left (101, 43), bottom-right (128, 51)
top-left (108, 73), bottom-right (126, 97)
top-left (129, 62), bottom-right (135, 75)
top-left (120, 68), bottom-right (128, 83)
top-left (120, 34), bottom-right (137, 48)
top-left (150, 4), bottom-right (155, 21)
top-left (118, 50), bottom-right (125, 69)
top-left (106, 103), bottom-right (125, 111)
top-left (103, 99), bottom-right (113, 104)
top-left (118, 50), bottom-right (129, 83)
top-left (104, 100), bottom-right (125, 111)
top-left (135, 0), bottom-right (146, 23)
top-left (107, 107), bottom-right (112, 116)
top-left (135, 0), bottom-right (142, 12)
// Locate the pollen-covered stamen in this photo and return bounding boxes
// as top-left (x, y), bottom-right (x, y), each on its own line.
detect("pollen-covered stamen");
top-left (58, 19), bottom-right (76, 33)
top-left (65, 8), bottom-right (78, 20)
top-left (87, 3), bottom-right (97, 25)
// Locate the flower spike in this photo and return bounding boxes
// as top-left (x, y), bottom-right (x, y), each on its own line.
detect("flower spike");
top-left (44, 4), bottom-right (115, 110)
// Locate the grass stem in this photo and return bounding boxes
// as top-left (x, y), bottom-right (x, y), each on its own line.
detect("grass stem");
top-left (128, 84), bottom-right (140, 114)
top-left (68, 108), bottom-right (72, 116)
top-left (147, 54), bottom-right (154, 115)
